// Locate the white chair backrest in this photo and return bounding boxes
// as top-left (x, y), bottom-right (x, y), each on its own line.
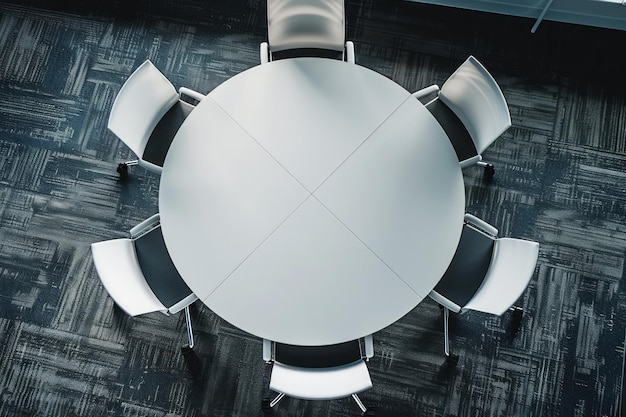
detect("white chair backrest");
top-left (107, 60), bottom-right (179, 158)
top-left (438, 56), bottom-right (511, 154)
top-left (91, 238), bottom-right (166, 317)
top-left (463, 237), bottom-right (539, 315)
top-left (267, 0), bottom-right (345, 53)
top-left (270, 360), bottom-right (372, 400)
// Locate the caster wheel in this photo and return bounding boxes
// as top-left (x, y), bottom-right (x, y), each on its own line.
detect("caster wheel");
top-left (446, 354), bottom-right (459, 366)
top-left (262, 398), bottom-right (272, 412)
top-left (483, 164), bottom-right (495, 181)
top-left (117, 163), bottom-right (129, 180)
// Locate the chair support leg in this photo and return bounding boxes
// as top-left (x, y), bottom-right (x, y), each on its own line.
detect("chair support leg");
top-left (266, 392), bottom-right (367, 412)
top-left (352, 393), bottom-right (367, 413)
top-left (442, 307), bottom-right (459, 365)
top-left (269, 392), bottom-right (284, 408)
top-left (184, 306), bottom-right (194, 349)
top-left (443, 307), bottom-right (450, 357)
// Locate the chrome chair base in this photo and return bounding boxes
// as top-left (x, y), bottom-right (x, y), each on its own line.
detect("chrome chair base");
top-left (351, 393), bottom-right (368, 413)
top-left (441, 304), bottom-right (524, 362)
top-left (442, 307), bottom-right (459, 365)
top-left (262, 392), bottom-right (372, 415)
top-left (183, 305), bottom-right (194, 350)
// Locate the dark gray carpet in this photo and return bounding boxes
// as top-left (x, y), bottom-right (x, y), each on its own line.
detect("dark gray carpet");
top-left (1, 1), bottom-right (626, 416)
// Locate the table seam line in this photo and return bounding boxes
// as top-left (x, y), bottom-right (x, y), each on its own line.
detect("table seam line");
top-left (207, 95), bottom-right (314, 194)
top-left (199, 94), bottom-right (426, 302)
top-left (195, 96), bottom-right (315, 302)
top-left (201, 194), bottom-right (316, 302)
top-left (310, 94), bottom-right (415, 194)
top-left (310, 193), bottom-right (427, 299)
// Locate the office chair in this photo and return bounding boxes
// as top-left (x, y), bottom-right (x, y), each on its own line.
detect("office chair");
top-left (108, 60), bottom-right (206, 178)
top-left (260, 0), bottom-right (355, 64)
top-left (91, 213), bottom-right (198, 352)
top-left (413, 56), bottom-right (511, 180)
top-left (262, 336), bottom-right (375, 415)
top-left (428, 213), bottom-right (539, 362)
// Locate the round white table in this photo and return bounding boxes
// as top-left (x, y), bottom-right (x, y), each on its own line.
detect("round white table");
top-left (159, 58), bottom-right (465, 346)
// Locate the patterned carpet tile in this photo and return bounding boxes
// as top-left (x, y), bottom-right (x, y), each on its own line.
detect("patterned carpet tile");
top-left (1, 1), bottom-right (626, 416)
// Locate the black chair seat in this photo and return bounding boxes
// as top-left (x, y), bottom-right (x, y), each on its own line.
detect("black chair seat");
top-left (134, 225), bottom-right (193, 308)
top-left (271, 48), bottom-right (344, 61)
top-left (432, 224), bottom-right (494, 307)
top-left (275, 340), bottom-right (362, 368)
top-left (142, 100), bottom-right (195, 167)
top-left (426, 99), bottom-right (478, 163)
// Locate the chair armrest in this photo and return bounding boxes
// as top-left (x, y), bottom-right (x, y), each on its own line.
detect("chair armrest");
top-left (168, 293), bottom-right (198, 315)
top-left (412, 84), bottom-right (440, 104)
top-left (464, 213), bottom-right (498, 237)
top-left (428, 290), bottom-right (463, 313)
top-left (260, 42), bottom-right (270, 64)
top-left (179, 87), bottom-right (206, 103)
top-left (459, 155), bottom-right (482, 169)
top-left (137, 158), bottom-right (163, 175)
top-left (130, 213), bottom-right (160, 238)
top-left (345, 41), bottom-right (355, 64)
top-left (263, 339), bottom-right (273, 363)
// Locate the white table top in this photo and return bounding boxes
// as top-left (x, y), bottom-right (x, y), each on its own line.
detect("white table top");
top-left (159, 58), bottom-right (465, 345)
